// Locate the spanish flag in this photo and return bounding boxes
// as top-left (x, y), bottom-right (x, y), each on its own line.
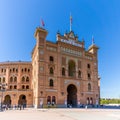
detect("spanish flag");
top-left (41, 19), bottom-right (45, 27)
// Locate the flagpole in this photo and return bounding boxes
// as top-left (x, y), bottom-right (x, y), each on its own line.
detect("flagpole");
top-left (92, 35), bottom-right (94, 45)
top-left (70, 13), bottom-right (72, 32)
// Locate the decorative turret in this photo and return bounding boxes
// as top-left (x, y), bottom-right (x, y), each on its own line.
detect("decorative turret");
top-left (34, 27), bottom-right (48, 61)
top-left (34, 27), bottom-right (48, 47)
top-left (88, 37), bottom-right (99, 55)
top-left (88, 44), bottom-right (99, 55)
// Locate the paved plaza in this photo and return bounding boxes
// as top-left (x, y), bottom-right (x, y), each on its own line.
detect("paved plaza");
top-left (0, 108), bottom-right (120, 120)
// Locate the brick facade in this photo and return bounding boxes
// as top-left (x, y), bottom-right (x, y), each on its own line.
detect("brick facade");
top-left (0, 27), bottom-right (100, 108)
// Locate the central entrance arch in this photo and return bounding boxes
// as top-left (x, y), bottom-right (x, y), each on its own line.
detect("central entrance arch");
top-left (67, 84), bottom-right (77, 107)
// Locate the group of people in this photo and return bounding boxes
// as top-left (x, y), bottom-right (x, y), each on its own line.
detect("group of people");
top-left (1, 104), bottom-right (26, 111)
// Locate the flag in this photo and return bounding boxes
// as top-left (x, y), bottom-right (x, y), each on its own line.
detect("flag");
top-left (41, 19), bottom-right (45, 27)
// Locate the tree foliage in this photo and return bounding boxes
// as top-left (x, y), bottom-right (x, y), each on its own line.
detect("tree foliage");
top-left (100, 98), bottom-right (120, 104)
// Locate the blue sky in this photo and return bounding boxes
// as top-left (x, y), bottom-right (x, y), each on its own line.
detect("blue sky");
top-left (0, 0), bottom-right (120, 98)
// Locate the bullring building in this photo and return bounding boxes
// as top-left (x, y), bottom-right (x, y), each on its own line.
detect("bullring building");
top-left (0, 26), bottom-right (100, 108)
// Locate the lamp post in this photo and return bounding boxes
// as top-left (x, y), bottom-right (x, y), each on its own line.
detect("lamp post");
top-left (0, 83), bottom-right (7, 111)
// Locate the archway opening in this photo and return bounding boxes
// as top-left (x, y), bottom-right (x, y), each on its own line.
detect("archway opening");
top-left (67, 84), bottom-right (77, 107)
top-left (18, 94), bottom-right (27, 107)
top-left (3, 95), bottom-right (11, 106)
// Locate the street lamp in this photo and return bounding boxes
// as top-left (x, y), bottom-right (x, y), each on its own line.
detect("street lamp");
top-left (0, 83), bottom-right (7, 111)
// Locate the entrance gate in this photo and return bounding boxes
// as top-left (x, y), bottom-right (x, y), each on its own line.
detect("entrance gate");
top-left (67, 84), bottom-right (77, 107)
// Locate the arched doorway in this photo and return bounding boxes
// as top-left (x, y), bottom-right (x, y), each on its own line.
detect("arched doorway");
top-left (67, 84), bottom-right (77, 107)
top-left (3, 95), bottom-right (11, 106)
top-left (18, 95), bottom-right (27, 107)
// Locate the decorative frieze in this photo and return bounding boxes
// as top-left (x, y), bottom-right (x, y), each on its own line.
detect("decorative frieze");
top-left (61, 47), bottom-right (82, 57)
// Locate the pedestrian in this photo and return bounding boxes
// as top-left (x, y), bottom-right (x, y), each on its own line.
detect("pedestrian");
top-left (19, 104), bottom-right (22, 110)
top-left (85, 105), bottom-right (88, 109)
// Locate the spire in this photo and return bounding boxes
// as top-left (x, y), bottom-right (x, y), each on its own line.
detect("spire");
top-left (70, 13), bottom-right (72, 32)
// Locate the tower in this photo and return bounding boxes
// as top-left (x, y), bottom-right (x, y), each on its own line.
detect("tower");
top-left (32, 27), bottom-right (48, 108)
top-left (88, 43), bottom-right (100, 105)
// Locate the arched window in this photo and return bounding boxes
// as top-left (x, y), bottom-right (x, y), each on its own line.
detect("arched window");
top-left (26, 77), bottom-right (29, 82)
top-left (78, 70), bottom-right (82, 78)
top-left (49, 79), bottom-right (54, 87)
top-left (21, 69), bottom-right (23, 72)
top-left (28, 69), bottom-right (30, 72)
top-left (14, 85), bottom-right (17, 89)
top-left (47, 96), bottom-right (51, 104)
top-left (16, 69), bottom-right (18, 72)
top-left (0, 77), bottom-right (1, 83)
top-left (49, 56), bottom-right (54, 62)
top-left (22, 77), bottom-right (25, 82)
top-left (88, 73), bottom-right (91, 79)
top-left (14, 76), bottom-right (17, 82)
top-left (62, 67), bottom-right (65, 76)
top-left (10, 77), bottom-right (13, 83)
top-left (26, 85), bottom-right (29, 89)
top-left (52, 96), bottom-right (56, 105)
top-left (3, 77), bottom-right (5, 83)
top-left (22, 85), bottom-right (25, 89)
top-left (49, 67), bottom-right (54, 75)
top-left (68, 60), bottom-right (76, 77)
top-left (25, 68), bottom-right (27, 72)
top-left (1, 69), bottom-right (3, 72)
top-left (10, 85), bottom-right (12, 90)
top-left (0, 86), bottom-right (1, 90)
top-left (88, 83), bottom-right (91, 91)
top-left (87, 64), bottom-right (90, 69)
